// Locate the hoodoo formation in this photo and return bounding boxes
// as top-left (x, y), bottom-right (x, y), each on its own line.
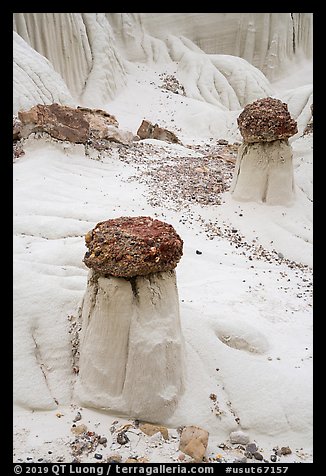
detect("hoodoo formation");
top-left (75, 216), bottom-right (185, 421)
top-left (231, 97), bottom-right (298, 205)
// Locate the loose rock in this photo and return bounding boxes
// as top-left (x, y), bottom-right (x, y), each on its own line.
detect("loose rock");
top-left (137, 119), bottom-right (180, 144)
top-left (117, 432), bottom-right (129, 445)
top-left (253, 451), bottom-right (263, 460)
top-left (280, 446), bottom-right (292, 455)
top-left (18, 104), bottom-right (90, 143)
top-left (139, 423), bottom-right (169, 440)
top-left (230, 431), bottom-right (250, 445)
top-left (107, 454), bottom-right (122, 463)
top-left (71, 424), bottom-right (88, 436)
top-left (246, 443), bottom-right (257, 453)
top-left (179, 426), bottom-right (209, 463)
top-left (73, 412), bottom-right (82, 422)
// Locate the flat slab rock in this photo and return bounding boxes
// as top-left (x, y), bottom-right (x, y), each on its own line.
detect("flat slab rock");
top-left (16, 104), bottom-right (135, 145)
top-left (237, 97), bottom-right (297, 143)
top-left (18, 104), bottom-right (90, 143)
top-left (83, 216), bottom-right (183, 277)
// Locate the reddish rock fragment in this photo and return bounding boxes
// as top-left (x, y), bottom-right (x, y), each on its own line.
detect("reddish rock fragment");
top-left (137, 119), bottom-right (180, 144)
top-left (83, 216), bottom-right (183, 277)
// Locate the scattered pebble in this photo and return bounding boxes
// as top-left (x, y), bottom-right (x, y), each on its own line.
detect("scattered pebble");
top-left (246, 443), bottom-right (257, 453)
top-left (94, 453), bottom-right (102, 460)
top-left (281, 446), bottom-right (292, 455)
top-left (71, 424), bottom-right (88, 436)
top-left (73, 412), bottom-right (82, 422)
top-left (117, 432), bottom-right (129, 445)
top-left (253, 451), bottom-right (263, 460)
top-left (107, 454), bottom-right (122, 463)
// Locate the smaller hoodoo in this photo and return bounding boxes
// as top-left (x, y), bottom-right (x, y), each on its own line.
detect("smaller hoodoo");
top-left (230, 97), bottom-right (298, 205)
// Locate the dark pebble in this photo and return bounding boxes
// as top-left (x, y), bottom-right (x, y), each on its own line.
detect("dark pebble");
top-left (196, 250), bottom-right (202, 255)
top-left (73, 412), bottom-right (82, 422)
top-left (246, 443), bottom-right (257, 453)
top-left (117, 432), bottom-right (129, 445)
top-left (253, 452), bottom-right (263, 460)
top-left (26, 457), bottom-right (33, 461)
top-left (37, 458), bottom-right (43, 462)
top-left (280, 446), bottom-right (292, 455)
top-left (98, 437), bottom-right (107, 445)
top-left (94, 453), bottom-right (103, 460)
top-left (48, 451), bottom-right (52, 454)
top-left (270, 455), bottom-right (277, 462)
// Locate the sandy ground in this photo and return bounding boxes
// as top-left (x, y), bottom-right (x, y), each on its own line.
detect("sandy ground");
top-left (13, 47), bottom-right (313, 464)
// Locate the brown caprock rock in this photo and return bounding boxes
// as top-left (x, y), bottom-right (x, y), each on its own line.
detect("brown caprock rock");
top-left (137, 119), bottom-right (180, 144)
top-left (83, 216), bottom-right (183, 278)
top-left (237, 97), bottom-right (297, 143)
top-left (18, 103), bottom-right (89, 143)
top-left (231, 97), bottom-right (297, 206)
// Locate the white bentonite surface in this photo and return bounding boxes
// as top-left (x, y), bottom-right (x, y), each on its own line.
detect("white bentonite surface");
top-left (13, 13), bottom-right (313, 464)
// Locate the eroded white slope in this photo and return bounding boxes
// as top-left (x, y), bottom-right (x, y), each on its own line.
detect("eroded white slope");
top-left (13, 13), bottom-right (92, 99)
top-left (165, 36), bottom-right (273, 108)
top-left (13, 32), bottom-right (74, 114)
top-left (13, 13), bottom-right (126, 106)
top-left (14, 13), bottom-right (312, 114)
top-left (108, 13), bottom-right (312, 79)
